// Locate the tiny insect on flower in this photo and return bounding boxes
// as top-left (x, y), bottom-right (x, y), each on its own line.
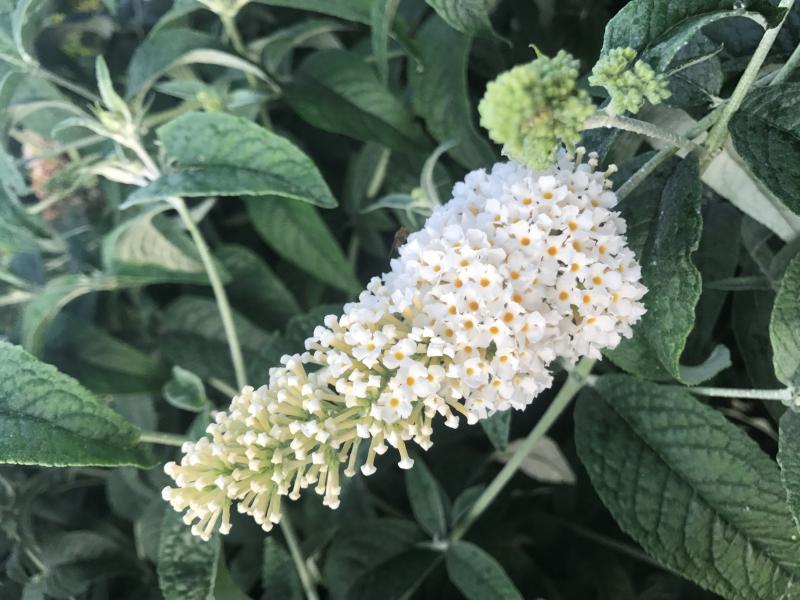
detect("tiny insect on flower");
top-left (162, 149), bottom-right (647, 540)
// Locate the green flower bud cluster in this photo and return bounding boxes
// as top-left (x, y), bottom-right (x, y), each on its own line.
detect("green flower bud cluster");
top-left (589, 47), bottom-right (671, 115)
top-left (478, 50), bottom-right (596, 170)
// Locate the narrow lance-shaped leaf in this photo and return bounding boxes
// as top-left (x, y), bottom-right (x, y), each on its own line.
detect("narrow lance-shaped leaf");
top-left (246, 196), bottom-right (361, 294)
top-left (405, 458), bottom-right (449, 538)
top-left (731, 83), bottom-right (800, 217)
top-left (445, 541), bottom-right (523, 600)
top-left (409, 15), bottom-right (496, 169)
top-left (778, 410), bottom-right (800, 532)
top-left (158, 509), bottom-right (220, 600)
top-left (605, 157), bottom-right (704, 381)
top-left (602, 0), bottom-right (786, 66)
top-left (575, 375), bottom-right (800, 599)
top-left (125, 112), bottom-right (337, 209)
top-left (770, 251), bottom-right (800, 386)
top-left (284, 49), bottom-right (427, 154)
top-left (0, 341), bottom-right (154, 468)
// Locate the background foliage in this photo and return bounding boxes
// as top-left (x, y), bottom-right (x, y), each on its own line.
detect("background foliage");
top-left (1, 0), bottom-right (800, 599)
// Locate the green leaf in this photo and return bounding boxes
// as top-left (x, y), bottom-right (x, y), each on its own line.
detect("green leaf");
top-left (217, 244), bottom-right (301, 329)
top-left (252, 0), bottom-right (372, 23)
top-left (47, 318), bottom-right (169, 394)
top-left (95, 56), bottom-right (128, 115)
top-left (246, 196), bottom-right (360, 294)
top-left (21, 274), bottom-right (132, 356)
top-left (424, 0), bottom-right (496, 37)
top-left (494, 436), bottom-right (576, 485)
top-left (350, 549), bottom-right (441, 600)
top-left (575, 375), bottom-right (800, 599)
top-left (323, 518), bottom-right (422, 600)
top-left (405, 458), bottom-right (448, 538)
top-left (445, 541), bottom-right (523, 600)
top-left (126, 112), bottom-right (337, 209)
top-left (605, 158), bottom-right (703, 381)
top-left (159, 296), bottom-right (276, 385)
top-left (126, 29), bottom-right (221, 98)
top-left (370, 0), bottom-right (400, 84)
top-left (158, 509), bottom-right (221, 600)
top-left (11, 0), bottom-right (49, 63)
top-left (0, 340), bottom-right (154, 468)
top-left (409, 16), bottom-right (495, 169)
top-left (778, 410), bottom-right (800, 531)
top-left (102, 209), bottom-right (216, 285)
top-left (261, 538), bottom-right (302, 600)
top-left (770, 252), bottom-right (800, 387)
top-left (602, 0), bottom-right (786, 66)
top-left (731, 83), bottom-right (800, 217)
top-left (479, 410), bottom-right (510, 452)
top-left (284, 49), bottom-right (427, 153)
top-left (163, 366), bottom-right (207, 412)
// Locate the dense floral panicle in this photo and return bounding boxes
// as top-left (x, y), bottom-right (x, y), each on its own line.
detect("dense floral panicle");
top-left (163, 151), bottom-right (647, 540)
top-left (589, 47), bottom-right (671, 115)
top-left (478, 51), bottom-right (596, 169)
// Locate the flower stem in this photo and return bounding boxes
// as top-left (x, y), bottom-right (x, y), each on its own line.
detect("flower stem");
top-left (615, 107), bottom-right (723, 201)
top-left (220, 12), bottom-right (249, 58)
top-left (584, 112), bottom-right (697, 151)
top-left (773, 41), bottom-right (800, 85)
top-left (700, 0), bottom-right (796, 170)
top-left (138, 431), bottom-right (189, 447)
top-left (170, 197), bottom-right (248, 390)
top-left (281, 514), bottom-right (320, 600)
top-left (682, 385), bottom-right (795, 402)
top-left (450, 357), bottom-right (595, 541)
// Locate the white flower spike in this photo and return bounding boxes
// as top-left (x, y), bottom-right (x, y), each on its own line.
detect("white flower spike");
top-left (162, 150), bottom-right (647, 540)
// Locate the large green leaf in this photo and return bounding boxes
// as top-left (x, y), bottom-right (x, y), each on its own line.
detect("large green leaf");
top-left (424, 0), bottom-right (496, 37)
top-left (21, 274), bottom-right (136, 356)
top-left (770, 252), bottom-right (800, 386)
top-left (323, 518), bottom-right (422, 600)
top-left (731, 83), bottom-right (800, 217)
top-left (253, 0), bottom-right (372, 23)
top-left (445, 541), bottom-right (523, 600)
top-left (602, 0), bottom-right (786, 68)
top-left (102, 209), bottom-right (215, 285)
top-left (217, 244), bottom-right (301, 329)
top-left (126, 112), bottom-right (337, 209)
top-left (159, 296), bottom-right (275, 385)
top-left (158, 509), bottom-right (220, 600)
top-left (46, 318), bottom-right (169, 395)
top-left (351, 549), bottom-right (441, 600)
top-left (575, 375), bottom-right (800, 599)
top-left (778, 410), bottom-right (800, 531)
top-left (405, 458), bottom-right (448, 538)
top-left (284, 50), bottom-right (427, 154)
top-left (262, 538), bottom-right (302, 600)
top-left (246, 196), bottom-right (360, 294)
top-left (126, 29), bottom-right (221, 98)
top-left (0, 341), bottom-right (154, 468)
top-left (606, 158), bottom-right (704, 381)
top-left (409, 16), bottom-right (495, 169)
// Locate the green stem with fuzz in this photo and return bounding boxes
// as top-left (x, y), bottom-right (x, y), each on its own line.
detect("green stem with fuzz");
top-left (450, 357), bottom-right (595, 541)
top-left (772, 42), bottom-right (800, 85)
top-left (281, 513), bottom-right (320, 600)
top-left (169, 197), bottom-right (248, 390)
top-left (584, 112), bottom-right (697, 151)
top-left (138, 431), bottom-right (189, 447)
top-left (700, 0), bottom-right (796, 170)
top-left (683, 385), bottom-right (795, 402)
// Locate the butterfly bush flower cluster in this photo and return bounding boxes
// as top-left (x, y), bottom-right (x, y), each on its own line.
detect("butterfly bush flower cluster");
top-left (478, 51), bottom-right (596, 169)
top-left (162, 150), bottom-right (647, 540)
top-left (589, 47), bottom-right (671, 115)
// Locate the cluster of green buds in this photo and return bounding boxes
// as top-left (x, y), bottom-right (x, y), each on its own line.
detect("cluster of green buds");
top-left (589, 47), bottom-right (671, 115)
top-left (478, 50), bottom-right (596, 170)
